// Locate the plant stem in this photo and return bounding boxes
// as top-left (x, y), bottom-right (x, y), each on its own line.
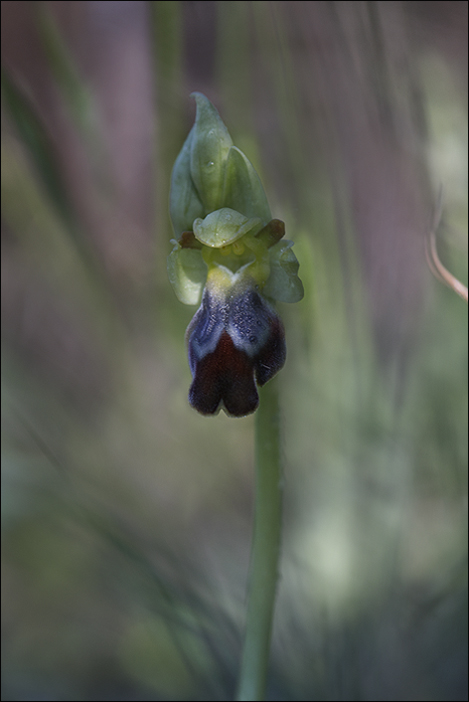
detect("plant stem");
top-left (236, 376), bottom-right (283, 701)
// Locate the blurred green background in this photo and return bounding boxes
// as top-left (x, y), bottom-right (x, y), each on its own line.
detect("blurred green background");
top-left (1, 2), bottom-right (467, 700)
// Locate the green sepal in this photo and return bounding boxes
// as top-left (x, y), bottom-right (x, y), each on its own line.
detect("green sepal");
top-left (167, 239), bottom-right (207, 305)
top-left (193, 208), bottom-right (263, 248)
top-left (169, 126), bottom-right (204, 236)
top-left (190, 92), bottom-right (233, 213)
top-left (263, 239), bottom-right (304, 303)
top-left (223, 146), bottom-right (271, 223)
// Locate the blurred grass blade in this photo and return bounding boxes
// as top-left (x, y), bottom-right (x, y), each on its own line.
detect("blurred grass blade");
top-left (35, 4), bottom-right (108, 180)
top-left (1, 67), bottom-right (116, 319)
top-left (150, 0), bottom-right (185, 278)
top-left (2, 67), bottom-right (75, 229)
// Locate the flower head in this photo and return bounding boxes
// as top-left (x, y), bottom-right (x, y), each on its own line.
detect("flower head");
top-left (168, 93), bottom-right (303, 416)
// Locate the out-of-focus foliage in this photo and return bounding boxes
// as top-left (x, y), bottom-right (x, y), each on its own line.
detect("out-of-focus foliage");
top-left (1, 2), bottom-right (467, 700)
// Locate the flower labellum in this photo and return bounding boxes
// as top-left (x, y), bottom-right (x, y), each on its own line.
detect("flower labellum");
top-left (168, 93), bottom-right (303, 417)
top-left (187, 277), bottom-right (286, 416)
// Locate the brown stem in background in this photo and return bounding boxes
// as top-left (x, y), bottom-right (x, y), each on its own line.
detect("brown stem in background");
top-left (426, 193), bottom-right (468, 303)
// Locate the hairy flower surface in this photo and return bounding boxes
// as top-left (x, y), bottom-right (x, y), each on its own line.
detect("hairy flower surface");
top-left (168, 93), bottom-right (303, 416)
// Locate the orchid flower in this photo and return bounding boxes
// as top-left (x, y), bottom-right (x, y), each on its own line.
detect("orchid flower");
top-left (167, 93), bottom-right (303, 416)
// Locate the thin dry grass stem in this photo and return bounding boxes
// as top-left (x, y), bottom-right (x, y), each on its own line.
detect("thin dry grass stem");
top-left (426, 191), bottom-right (468, 303)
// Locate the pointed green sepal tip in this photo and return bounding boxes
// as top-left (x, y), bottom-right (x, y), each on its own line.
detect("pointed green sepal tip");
top-left (189, 92), bottom-right (233, 214)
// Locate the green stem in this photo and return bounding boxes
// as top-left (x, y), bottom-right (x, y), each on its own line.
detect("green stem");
top-left (236, 376), bottom-right (283, 701)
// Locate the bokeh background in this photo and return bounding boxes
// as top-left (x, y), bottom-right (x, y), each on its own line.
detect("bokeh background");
top-left (1, 2), bottom-right (467, 700)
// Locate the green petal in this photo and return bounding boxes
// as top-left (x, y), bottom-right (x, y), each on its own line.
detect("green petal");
top-left (169, 125), bottom-right (204, 236)
top-left (167, 240), bottom-right (207, 305)
top-left (190, 93), bottom-right (233, 213)
top-left (263, 240), bottom-right (304, 303)
top-left (223, 146), bottom-right (271, 223)
top-left (193, 208), bottom-right (262, 248)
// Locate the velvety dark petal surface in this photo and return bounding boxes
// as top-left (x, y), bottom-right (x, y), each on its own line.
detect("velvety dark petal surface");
top-left (188, 331), bottom-right (259, 416)
top-left (254, 314), bottom-right (286, 385)
top-left (227, 289), bottom-right (286, 385)
top-left (187, 284), bottom-right (286, 417)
